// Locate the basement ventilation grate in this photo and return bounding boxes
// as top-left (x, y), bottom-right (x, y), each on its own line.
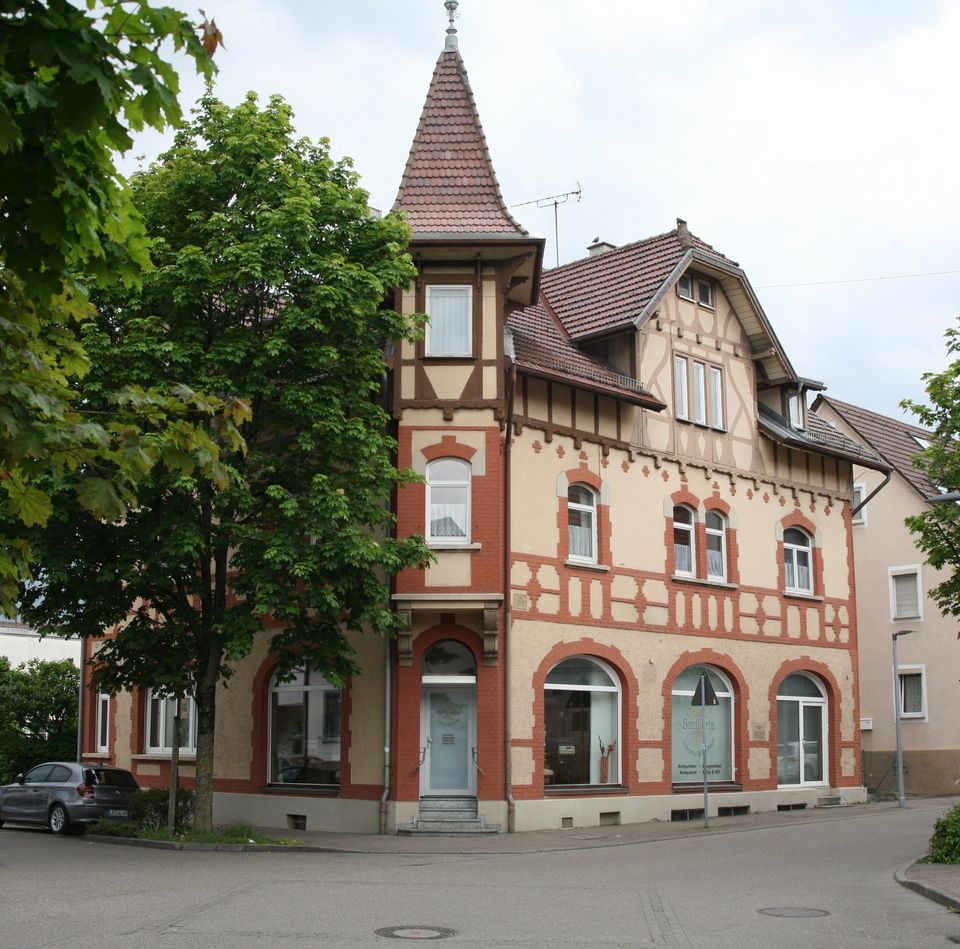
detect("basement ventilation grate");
top-left (286, 814), bottom-right (307, 831)
top-left (777, 803), bottom-right (807, 812)
top-left (671, 808), bottom-right (705, 822)
top-left (718, 805), bottom-right (750, 817)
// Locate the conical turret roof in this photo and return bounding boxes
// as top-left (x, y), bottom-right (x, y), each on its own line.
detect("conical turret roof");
top-left (393, 46), bottom-right (527, 238)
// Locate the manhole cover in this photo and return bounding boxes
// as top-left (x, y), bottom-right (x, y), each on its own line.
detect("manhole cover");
top-left (375, 926), bottom-right (456, 940)
top-left (758, 907), bottom-right (830, 918)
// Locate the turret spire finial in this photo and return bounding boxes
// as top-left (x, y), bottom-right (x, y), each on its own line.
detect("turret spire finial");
top-left (444, 0), bottom-right (459, 50)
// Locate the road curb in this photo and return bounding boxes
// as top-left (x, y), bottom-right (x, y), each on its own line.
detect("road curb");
top-left (86, 834), bottom-right (323, 853)
top-left (895, 859), bottom-right (960, 912)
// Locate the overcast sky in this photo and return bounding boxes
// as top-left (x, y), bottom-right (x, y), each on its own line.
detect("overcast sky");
top-left (125, 0), bottom-right (960, 423)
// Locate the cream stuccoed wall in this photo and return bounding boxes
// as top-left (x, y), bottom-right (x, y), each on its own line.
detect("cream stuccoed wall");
top-left (509, 428), bottom-right (852, 600)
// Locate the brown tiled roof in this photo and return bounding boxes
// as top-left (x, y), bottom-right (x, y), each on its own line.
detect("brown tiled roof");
top-left (813, 396), bottom-right (935, 498)
top-left (393, 49), bottom-right (526, 237)
top-left (757, 404), bottom-right (890, 471)
top-left (540, 227), bottom-right (732, 339)
top-left (507, 304), bottom-right (664, 409)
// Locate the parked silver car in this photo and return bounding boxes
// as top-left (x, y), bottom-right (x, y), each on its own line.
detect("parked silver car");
top-left (0, 762), bottom-right (139, 834)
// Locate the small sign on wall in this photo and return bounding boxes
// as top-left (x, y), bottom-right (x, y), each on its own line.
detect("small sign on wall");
top-left (860, 717), bottom-right (874, 730)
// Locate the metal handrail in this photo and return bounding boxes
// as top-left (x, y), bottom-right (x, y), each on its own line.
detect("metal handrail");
top-left (413, 738), bottom-right (430, 773)
top-left (472, 746), bottom-right (484, 776)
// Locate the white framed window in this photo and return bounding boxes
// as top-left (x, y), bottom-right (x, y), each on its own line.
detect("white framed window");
top-left (567, 484), bottom-right (598, 564)
top-left (851, 483), bottom-right (867, 526)
top-left (897, 666), bottom-right (926, 720)
top-left (709, 365), bottom-right (724, 430)
top-left (270, 665), bottom-right (342, 785)
top-left (889, 566), bottom-right (922, 621)
top-left (692, 361), bottom-right (706, 425)
top-left (674, 355), bottom-right (689, 420)
top-left (145, 691), bottom-right (196, 755)
top-left (788, 392), bottom-right (804, 429)
top-left (673, 505), bottom-right (696, 577)
top-left (705, 511), bottom-right (727, 581)
top-left (671, 665), bottom-right (734, 782)
top-left (544, 657), bottom-right (621, 786)
top-left (777, 673), bottom-right (827, 786)
top-left (697, 278), bottom-right (714, 308)
top-left (425, 285), bottom-right (472, 357)
top-left (95, 692), bottom-right (110, 754)
top-left (784, 527), bottom-right (813, 593)
top-left (426, 458), bottom-right (471, 544)
top-left (677, 274), bottom-right (693, 300)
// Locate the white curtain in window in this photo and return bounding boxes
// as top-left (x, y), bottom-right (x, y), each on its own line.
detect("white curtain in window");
top-left (901, 673), bottom-right (923, 714)
top-left (430, 502), bottom-right (467, 538)
top-left (707, 547), bottom-right (724, 578)
top-left (674, 542), bottom-right (693, 574)
top-left (427, 288), bottom-right (470, 354)
top-left (569, 520), bottom-right (593, 559)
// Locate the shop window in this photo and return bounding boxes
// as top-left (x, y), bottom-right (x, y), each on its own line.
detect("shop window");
top-left (776, 674), bottom-right (827, 786)
top-left (145, 691), bottom-right (196, 755)
top-left (270, 665), bottom-right (341, 785)
top-left (671, 665), bottom-right (734, 783)
top-left (673, 505), bottom-right (696, 577)
top-left (889, 566), bottom-right (922, 621)
top-left (898, 667), bottom-right (926, 719)
top-left (95, 692), bottom-right (110, 754)
top-left (425, 285), bottom-right (472, 356)
top-left (705, 511), bottom-right (727, 581)
top-left (783, 528), bottom-right (813, 594)
top-left (426, 458), bottom-right (471, 544)
top-left (567, 484), bottom-right (598, 564)
top-left (544, 657), bottom-right (620, 786)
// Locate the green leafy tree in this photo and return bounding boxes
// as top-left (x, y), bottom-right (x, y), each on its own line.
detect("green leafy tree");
top-left (0, 1), bottom-right (237, 616)
top-left (902, 317), bottom-right (960, 632)
top-left (0, 657), bottom-right (79, 782)
top-left (23, 92), bottom-right (432, 830)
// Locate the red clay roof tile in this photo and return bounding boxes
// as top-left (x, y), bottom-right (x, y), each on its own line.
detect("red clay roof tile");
top-left (393, 49), bottom-right (526, 237)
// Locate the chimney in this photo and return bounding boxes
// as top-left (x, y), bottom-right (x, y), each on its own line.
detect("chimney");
top-left (676, 217), bottom-right (693, 250)
top-left (587, 239), bottom-right (617, 257)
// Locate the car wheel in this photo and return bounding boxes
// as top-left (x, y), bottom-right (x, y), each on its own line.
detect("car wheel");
top-left (49, 803), bottom-right (69, 835)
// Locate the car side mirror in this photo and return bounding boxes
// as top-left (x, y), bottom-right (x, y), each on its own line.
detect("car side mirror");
top-left (15, 773), bottom-right (23, 784)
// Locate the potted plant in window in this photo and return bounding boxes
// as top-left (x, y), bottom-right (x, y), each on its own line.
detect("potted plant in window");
top-left (598, 737), bottom-right (616, 784)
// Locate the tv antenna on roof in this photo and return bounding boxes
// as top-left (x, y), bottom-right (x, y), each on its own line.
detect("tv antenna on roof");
top-left (512, 183), bottom-right (582, 268)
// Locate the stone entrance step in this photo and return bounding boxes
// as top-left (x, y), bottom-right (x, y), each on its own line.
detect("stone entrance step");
top-left (397, 796), bottom-right (500, 835)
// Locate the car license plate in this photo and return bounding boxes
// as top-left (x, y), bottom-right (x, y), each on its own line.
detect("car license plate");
top-left (105, 808), bottom-right (129, 818)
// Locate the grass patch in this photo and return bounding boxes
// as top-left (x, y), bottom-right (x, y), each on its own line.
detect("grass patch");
top-left (90, 819), bottom-right (300, 846)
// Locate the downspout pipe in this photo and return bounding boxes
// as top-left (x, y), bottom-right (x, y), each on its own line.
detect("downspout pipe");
top-left (380, 356), bottom-right (396, 835)
top-left (503, 357), bottom-right (517, 832)
top-left (851, 469), bottom-right (891, 518)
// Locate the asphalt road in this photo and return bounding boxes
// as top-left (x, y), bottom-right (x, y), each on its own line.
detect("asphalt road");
top-left (1, 799), bottom-right (958, 948)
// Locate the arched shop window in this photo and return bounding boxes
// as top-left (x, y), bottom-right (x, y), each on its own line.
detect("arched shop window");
top-left (776, 673), bottom-right (827, 785)
top-left (544, 657), bottom-right (620, 786)
top-left (671, 665), bottom-right (734, 783)
top-left (270, 666), bottom-right (341, 786)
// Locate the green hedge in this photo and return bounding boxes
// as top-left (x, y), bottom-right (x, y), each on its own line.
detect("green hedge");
top-left (928, 804), bottom-right (960, 864)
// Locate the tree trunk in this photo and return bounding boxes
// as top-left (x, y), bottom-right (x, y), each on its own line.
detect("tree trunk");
top-left (167, 696), bottom-right (180, 832)
top-left (193, 681), bottom-right (217, 832)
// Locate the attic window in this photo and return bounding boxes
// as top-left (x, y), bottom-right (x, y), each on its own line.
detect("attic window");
top-left (697, 279), bottom-right (714, 308)
top-left (677, 274), bottom-right (694, 300)
top-left (912, 434), bottom-right (930, 451)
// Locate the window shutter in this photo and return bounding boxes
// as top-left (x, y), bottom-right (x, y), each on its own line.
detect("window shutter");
top-left (893, 573), bottom-right (919, 618)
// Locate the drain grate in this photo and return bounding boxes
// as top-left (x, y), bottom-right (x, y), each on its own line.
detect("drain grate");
top-left (758, 907), bottom-right (830, 918)
top-left (375, 926), bottom-right (456, 940)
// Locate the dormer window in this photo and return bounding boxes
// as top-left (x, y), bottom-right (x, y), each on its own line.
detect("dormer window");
top-left (425, 285), bottom-right (472, 357)
top-left (788, 391), bottom-right (804, 429)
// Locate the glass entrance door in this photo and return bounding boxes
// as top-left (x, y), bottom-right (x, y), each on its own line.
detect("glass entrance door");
top-left (421, 686), bottom-right (476, 796)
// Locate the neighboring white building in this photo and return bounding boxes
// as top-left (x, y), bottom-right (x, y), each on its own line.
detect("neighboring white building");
top-left (0, 617), bottom-right (80, 668)
top-left (813, 395), bottom-right (960, 797)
